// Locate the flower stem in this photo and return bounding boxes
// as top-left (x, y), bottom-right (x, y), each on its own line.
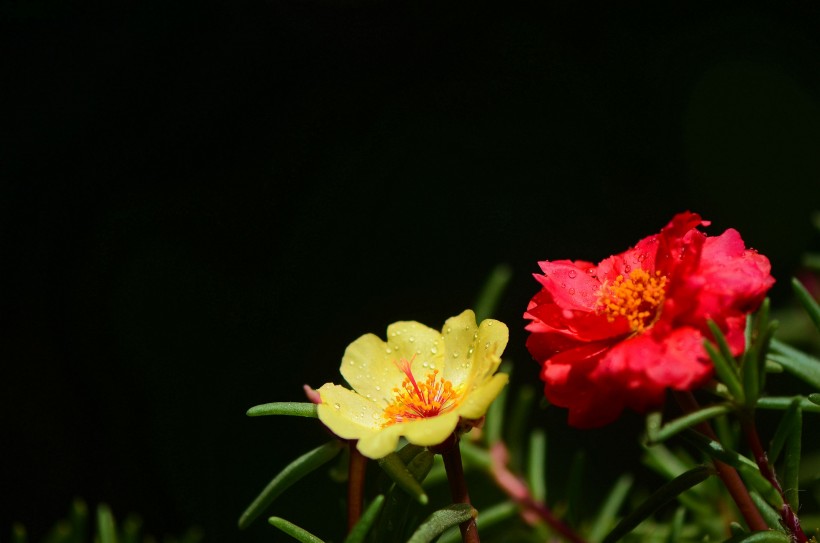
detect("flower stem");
top-left (347, 442), bottom-right (367, 532)
top-left (672, 392), bottom-right (768, 532)
top-left (439, 434), bottom-right (480, 543)
top-left (740, 415), bottom-right (808, 543)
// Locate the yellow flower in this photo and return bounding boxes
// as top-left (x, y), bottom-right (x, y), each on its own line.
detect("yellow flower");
top-left (316, 310), bottom-right (509, 459)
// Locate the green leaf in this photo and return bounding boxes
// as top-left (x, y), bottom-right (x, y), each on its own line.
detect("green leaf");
top-left (648, 404), bottom-right (733, 444)
top-left (373, 446), bottom-right (435, 542)
top-left (377, 450), bottom-right (432, 505)
top-left (246, 402), bottom-right (318, 418)
top-left (70, 498), bottom-right (88, 543)
top-left (601, 465), bottom-right (713, 543)
top-left (783, 403), bottom-right (802, 511)
top-left (406, 504), bottom-right (475, 543)
top-left (769, 397), bottom-right (802, 464)
top-left (749, 491), bottom-right (787, 532)
top-left (720, 530), bottom-right (792, 543)
top-left (792, 277), bottom-right (820, 332)
top-left (96, 504), bottom-right (117, 543)
top-left (756, 396), bottom-right (820, 413)
top-left (665, 507), bottom-right (686, 543)
top-left (680, 432), bottom-right (783, 509)
top-left (526, 429), bottom-right (547, 503)
top-left (436, 501), bottom-right (520, 543)
top-left (769, 339), bottom-right (820, 390)
top-left (567, 449), bottom-right (586, 525)
top-left (706, 342), bottom-right (745, 404)
top-left (267, 517), bottom-right (325, 543)
top-left (507, 385), bottom-right (535, 471)
top-left (12, 523), bottom-right (26, 543)
top-left (238, 440), bottom-right (343, 529)
top-left (588, 474), bottom-right (634, 543)
top-left (809, 393), bottom-right (820, 405)
top-left (473, 263), bottom-right (513, 322)
top-left (343, 495), bottom-right (385, 543)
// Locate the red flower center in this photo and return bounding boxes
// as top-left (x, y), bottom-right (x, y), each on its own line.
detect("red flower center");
top-left (382, 357), bottom-right (459, 427)
top-left (598, 269), bottom-right (668, 333)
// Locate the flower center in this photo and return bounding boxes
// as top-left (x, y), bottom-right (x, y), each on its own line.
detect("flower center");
top-left (382, 357), bottom-right (459, 427)
top-left (598, 269), bottom-right (668, 333)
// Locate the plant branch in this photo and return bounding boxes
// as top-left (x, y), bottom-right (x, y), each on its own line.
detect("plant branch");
top-left (672, 392), bottom-right (769, 532)
top-left (740, 415), bottom-right (808, 543)
top-left (347, 442), bottom-right (367, 532)
top-left (489, 442), bottom-right (588, 543)
top-left (439, 434), bottom-right (481, 543)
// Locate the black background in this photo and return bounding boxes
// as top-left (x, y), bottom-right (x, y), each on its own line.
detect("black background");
top-left (3, 1), bottom-right (820, 542)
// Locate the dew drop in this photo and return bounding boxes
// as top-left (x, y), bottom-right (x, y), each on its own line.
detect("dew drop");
top-left (487, 321), bottom-right (493, 326)
top-left (375, 385), bottom-right (381, 391)
top-left (484, 342), bottom-right (490, 349)
top-left (452, 352), bottom-right (460, 358)
top-left (422, 362), bottom-right (429, 368)
top-left (568, 270), bottom-right (577, 279)
top-left (371, 413), bottom-right (380, 420)
top-left (568, 288), bottom-right (576, 295)
top-left (446, 327), bottom-right (452, 334)
top-left (334, 403), bottom-right (341, 410)
top-left (467, 347), bottom-right (474, 358)
top-left (637, 253), bottom-right (647, 262)
top-left (587, 268), bottom-right (597, 277)
top-left (473, 331), bottom-right (479, 339)
top-left (349, 359), bottom-right (356, 365)
top-left (429, 363), bottom-right (435, 369)
top-left (624, 264), bottom-right (631, 273)
top-left (385, 348), bottom-right (392, 354)
top-left (430, 346), bottom-right (438, 354)
top-left (366, 393), bottom-right (371, 399)
top-left (409, 336), bottom-right (415, 343)
top-left (560, 282), bottom-right (566, 289)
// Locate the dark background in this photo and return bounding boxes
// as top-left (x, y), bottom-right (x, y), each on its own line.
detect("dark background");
top-left (3, 1), bottom-right (820, 542)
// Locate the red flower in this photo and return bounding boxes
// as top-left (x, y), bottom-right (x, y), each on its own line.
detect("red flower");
top-left (524, 212), bottom-right (774, 428)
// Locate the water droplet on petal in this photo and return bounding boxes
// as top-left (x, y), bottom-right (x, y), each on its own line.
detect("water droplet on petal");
top-left (431, 346), bottom-right (438, 354)
top-left (487, 321), bottom-right (493, 326)
top-left (560, 282), bottom-right (566, 289)
top-left (375, 385), bottom-right (381, 391)
top-left (409, 336), bottom-right (415, 343)
top-left (334, 403), bottom-right (341, 410)
top-left (473, 331), bottom-right (478, 339)
top-left (484, 342), bottom-right (490, 349)
top-left (385, 348), bottom-right (392, 354)
top-left (624, 264), bottom-right (631, 273)
top-left (452, 352), bottom-right (459, 358)
top-left (446, 327), bottom-right (452, 334)
top-left (568, 288), bottom-right (575, 295)
top-left (568, 270), bottom-right (577, 278)
top-left (422, 362), bottom-right (429, 368)
top-left (637, 253), bottom-right (647, 262)
top-left (349, 359), bottom-right (356, 365)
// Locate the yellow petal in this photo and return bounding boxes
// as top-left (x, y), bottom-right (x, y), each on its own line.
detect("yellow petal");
top-left (467, 318), bottom-right (509, 389)
top-left (441, 310), bottom-right (480, 387)
top-left (401, 411), bottom-right (461, 446)
top-left (385, 320), bottom-right (443, 366)
top-left (356, 423), bottom-right (404, 459)
top-left (340, 333), bottom-right (403, 405)
top-left (457, 373), bottom-right (509, 420)
top-left (316, 383), bottom-right (382, 440)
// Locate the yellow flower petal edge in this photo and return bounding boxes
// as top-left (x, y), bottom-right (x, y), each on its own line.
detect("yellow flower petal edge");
top-left (316, 309), bottom-right (509, 459)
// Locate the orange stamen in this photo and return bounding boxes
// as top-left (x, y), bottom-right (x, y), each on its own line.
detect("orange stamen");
top-left (598, 269), bottom-right (668, 333)
top-left (383, 357), bottom-right (459, 426)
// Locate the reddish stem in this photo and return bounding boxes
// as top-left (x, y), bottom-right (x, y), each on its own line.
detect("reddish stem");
top-left (489, 442), bottom-right (587, 543)
top-left (439, 434), bottom-right (481, 543)
top-left (347, 442), bottom-right (367, 532)
top-left (740, 416), bottom-right (808, 543)
top-left (672, 392), bottom-right (768, 532)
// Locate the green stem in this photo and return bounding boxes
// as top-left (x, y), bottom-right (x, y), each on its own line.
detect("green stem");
top-left (438, 434), bottom-right (480, 543)
top-left (347, 442), bottom-right (367, 532)
top-left (672, 392), bottom-right (768, 532)
top-left (740, 416), bottom-right (808, 543)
